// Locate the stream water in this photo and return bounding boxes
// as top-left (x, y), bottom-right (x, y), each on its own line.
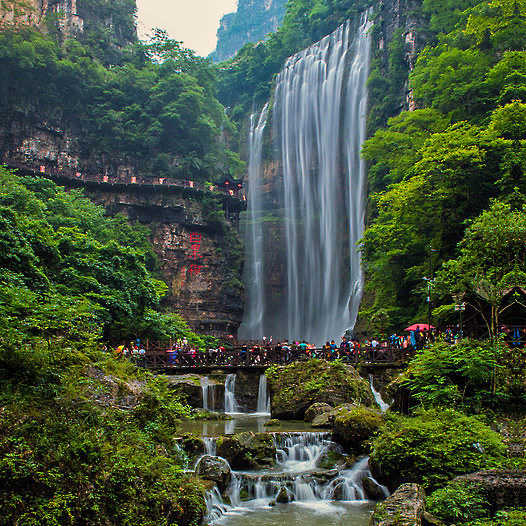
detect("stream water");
top-left (191, 372), bottom-right (389, 526)
top-left (203, 432), bottom-right (385, 526)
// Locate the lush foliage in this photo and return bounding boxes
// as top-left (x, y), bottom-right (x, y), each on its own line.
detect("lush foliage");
top-left (396, 339), bottom-right (525, 410)
top-left (0, 21), bottom-right (243, 180)
top-left (216, 0), bottom-right (372, 124)
top-left (369, 408), bottom-right (506, 491)
top-left (0, 167), bottom-right (207, 345)
top-left (360, 0), bottom-right (526, 331)
top-left (0, 339), bottom-right (206, 526)
top-left (427, 480), bottom-right (490, 524)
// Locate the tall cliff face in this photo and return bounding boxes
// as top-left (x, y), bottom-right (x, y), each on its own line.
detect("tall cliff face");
top-left (0, 117), bottom-right (246, 338)
top-left (0, 0), bottom-right (136, 61)
top-left (209, 0), bottom-right (286, 63)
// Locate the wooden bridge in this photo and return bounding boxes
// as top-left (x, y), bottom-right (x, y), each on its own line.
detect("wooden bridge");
top-left (129, 344), bottom-right (416, 372)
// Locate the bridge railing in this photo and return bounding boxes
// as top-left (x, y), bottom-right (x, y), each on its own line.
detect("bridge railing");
top-left (7, 160), bottom-right (246, 201)
top-left (130, 345), bottom-right (416, 369)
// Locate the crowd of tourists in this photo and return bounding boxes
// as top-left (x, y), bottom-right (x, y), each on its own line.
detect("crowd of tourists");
top-left (112, 324), bottom-right (525, 361)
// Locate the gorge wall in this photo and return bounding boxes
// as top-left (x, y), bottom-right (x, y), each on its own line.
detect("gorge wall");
top-left (0, 117), bottom-right (245, 337)
top-left (209, 0), bottom-right (286, 63)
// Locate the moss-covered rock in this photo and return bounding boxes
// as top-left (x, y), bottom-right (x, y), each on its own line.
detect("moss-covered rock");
top-left (369, 483), bottom-right (426, 526)
top-left (264, 419), bottom-right (282, 427)
top-left (266, 360), bottom-right (375, 419)
top-left (332, 405), bottom-right (385, 453)
top-left (195, 455), bottom-right (232, 492)
top-left (305, 402), bottom-right (334, 422)
top-left (216, 432), bottom-right (276, 469)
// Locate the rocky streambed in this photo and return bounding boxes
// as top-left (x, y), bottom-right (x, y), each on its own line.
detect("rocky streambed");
top-left (191, 428), bottom-right (388, 525)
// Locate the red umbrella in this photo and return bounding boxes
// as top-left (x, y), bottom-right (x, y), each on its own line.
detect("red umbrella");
top-left (405, 323), bottom-right (434, 331)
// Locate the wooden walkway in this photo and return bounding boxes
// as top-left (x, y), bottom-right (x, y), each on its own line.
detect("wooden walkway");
top-left (130, 345), bottom-right (416, 372)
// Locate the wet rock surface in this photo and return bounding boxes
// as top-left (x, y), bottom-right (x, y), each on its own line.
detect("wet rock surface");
top-left (216, 432), bottom-right (276, 469)
top-left (369, 483), bottom-right (426, 526)
top-left (195, 455), bottom-right (232, 492)
top-left (362, 476), bottom-right (386, 501)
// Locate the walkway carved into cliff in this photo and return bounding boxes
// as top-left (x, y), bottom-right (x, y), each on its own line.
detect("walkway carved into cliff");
top-left (7, 161), bottom-right (247, 212)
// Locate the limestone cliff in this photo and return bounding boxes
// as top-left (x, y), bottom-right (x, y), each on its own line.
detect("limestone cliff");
top-left (209, 0), bottom-right (286, 63)
top-left (0, 0), bottom-right (136, 58)
top-left (0, 116), bottom-right (245, 338)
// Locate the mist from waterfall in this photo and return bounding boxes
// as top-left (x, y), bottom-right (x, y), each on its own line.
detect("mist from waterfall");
top-left (240, 13), bottom-right (372, 344)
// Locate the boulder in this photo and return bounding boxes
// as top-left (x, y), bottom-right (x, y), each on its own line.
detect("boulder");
top-left (332, 406), bottom-right (384, 452)
top-left (216, 432), bottom-right (276, 469)
top-left (362, 476), bottom-right (386, 501)
top-left (312, 412), bottom-right (332, 428)
top-left (179, 434), bottom-right (205, 457)
top-left (264, 419), bottom-right (282, 427)
top-left (276, 486), bottom-right (294, 503)
top-left (305, 402), bottom-right (334, 422)
top-left (369, 483), bottom-right (426, 526)
top-left (164, 375), bottom-right (208, 408)
top-left (195, 455), bottom-right (232, 492)
top-left (267, 360), bottom-right (375, 419)
top-left (453, 469), bottom-right (526, 512)
top-left (315, 447), bottom-right (351, 470)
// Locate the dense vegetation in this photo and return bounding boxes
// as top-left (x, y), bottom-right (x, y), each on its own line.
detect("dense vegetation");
top-left (0, 163), bottom-right (215, 524)
top-left (0, 342), bottom-right (205, 526)
top-left (360, 0), bottom-right (526, 331)
top-left (0, 1), bottom-right (244, 180)
top-left (216, 0), bottom-right (372, 123)
top-left (0, 166), bottom-right (209, 346)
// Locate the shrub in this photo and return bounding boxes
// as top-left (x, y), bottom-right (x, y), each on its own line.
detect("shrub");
top-left (427, 480), bottom-right (490, 523)
top-left (369, 408), bottom-right (506, 491)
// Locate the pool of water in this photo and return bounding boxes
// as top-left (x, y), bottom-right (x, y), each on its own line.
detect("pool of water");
top-left (213, 501), bottom-right (375, 526)
top-left (179, 414), bottom-right (324, 436)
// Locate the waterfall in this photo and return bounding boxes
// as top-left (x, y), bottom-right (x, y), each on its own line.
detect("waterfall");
top-left (200, 377), bottom-right (216, 411)
top-left (239, 103), bottom-right (270, 339)
top-left (224, 374), bottom-right (240, 413)
top-left (274, 12), bottom-right (372, 344)
top-left (256, 374), bottom-right (271, 414)
top-left (204, 431), bottom-right (388, 522)
top-left (240, 12), bottom-right (372, 344)
top-left (369, 375), bottom-right (390, 413)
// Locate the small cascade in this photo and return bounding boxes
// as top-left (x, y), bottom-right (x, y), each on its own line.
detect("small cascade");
top-left (203, 437), bottom-right (217, 457)
top-left (224, 374), bottom-right (240, 413)
top-left (201, 377), bottom-right (216, 411)
top-left (368, 375), bottom-right (390, 413)
top-left (204, 431), bottom-right (388, 523)
top-left (256, 374), bottom-right (271, 415)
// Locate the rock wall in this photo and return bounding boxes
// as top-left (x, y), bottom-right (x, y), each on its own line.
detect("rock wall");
top-left (1, 116), bottom-right (245, 337)
top-left (209, 0), bottom-right (286, 63)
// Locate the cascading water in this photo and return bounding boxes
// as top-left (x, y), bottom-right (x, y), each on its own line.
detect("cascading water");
top-left (238, 104), bottom-right (270, 339)
top-left (256, 374), bottom-right (271, 415)
top-left (204, 431), bottom-right (388, 523)
top-left (240, 12), bottom-right (372, 344)
top-left (224, 374), bottom-right (240, 413)
top-left (368, 375), bottom-right (390, 413)
top-left (201, 377), bottom-right (216, 411)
